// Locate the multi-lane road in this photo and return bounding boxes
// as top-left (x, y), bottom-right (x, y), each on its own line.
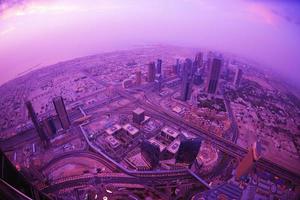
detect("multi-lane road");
top-left (116, 87), bottom-right (300, 185)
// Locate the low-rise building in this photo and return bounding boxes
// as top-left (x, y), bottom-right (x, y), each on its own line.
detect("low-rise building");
top-left (105, 135), bottom-right (121, 149)
top-left (148, 138), bottom-right (166, 152)
top-left (166, 139), bottom-right (181, 155)
top-left (122, 123), bottom-right (139, 138)
top-left (105, 124), bottom-right (122, 136)
top-left (161, 126), bottom-right (180, 141)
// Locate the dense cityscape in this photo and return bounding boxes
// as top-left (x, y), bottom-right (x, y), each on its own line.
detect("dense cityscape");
top-left (0, 45), bottom-right (299, 199)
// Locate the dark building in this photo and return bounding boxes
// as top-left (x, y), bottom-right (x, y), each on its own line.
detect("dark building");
top-left (233, 68), bottom-right (243, 88)
top-left (135, 70), bottom-right (142, 85)
top-left (53, 96), bottom-right (70, 129)
top-left (173, 59), bottom-right (180, 75)
top-left (176, 138), bottom-right (202, 165)
top-left (206, 58), bottom-right (222, 94)
top-left (181, 59), bottom-right (193, 101)
top-left (25, 101), bottom-right (48, 145)
top-left (194, 68), bottom-right (203, 85)
top-left (132, 107), bottom-right (145, 125)
top-left (156, 59), bottom-right (162, 74)
top-left (42, 116), bottom-right (57, 138)
top-left (141, 140), bottom-right (160, 169)
top-left (0, 149), bottom-right (51, 200)
top-left (194, 52), bottom-right (203, 68)
top-left (148, 62), bottom-right (156, 82)
top-left (154, 74), bottom-right (163, 92)
top-left (183, 58), bottom-right (193, 76)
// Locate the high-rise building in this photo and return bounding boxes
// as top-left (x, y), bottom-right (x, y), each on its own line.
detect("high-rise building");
top-left (132, 107), bottom-right (145, 125)
top-left (154, 74), bottom-right (163, 92)
top-left (183, 58), bottom-right (193, 76)
top-left (181, 78), bottom-right (192, 101)
top-left (194, 52), bottom-right (203, 68)
top-left (206, 58), bottom-right (222, 94)
top-left (42, 116), bottom-right (56, 138)
top-left (236, 141), bottom-right (262, 180)
top-left (141, 140), bottom-right (160, 169)
top-left (0, 149), bottom-right (51, 199)
top-left (25, 101), bottom-right (48, 144)
top-left (148, 62), bottom-right (156, 82)
top-left (157, 59), bottom-right (162, 74)
top-left (173, 59), bottom-right (180, 75)
top-left (135, 70), bottom-right (142, 85)
top-left (176, 138), bottom-right (202, 165)
top-left (233, 68), bottom-right (243, 88)
top-left (181, 59), bottom-right (193, 101)
top-left (194, 68), bottom-right (203, 85)
top-left (53, 96), bottom-right (70, 129)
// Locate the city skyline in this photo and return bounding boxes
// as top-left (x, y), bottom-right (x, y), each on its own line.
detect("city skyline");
top-left (0, 1), bottom-right (300, 200)
top-left (0, 0), bottom-right (300, 86)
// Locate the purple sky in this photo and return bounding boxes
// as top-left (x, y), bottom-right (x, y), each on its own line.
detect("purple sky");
top-left (0, 0), bottom-right (300, 86)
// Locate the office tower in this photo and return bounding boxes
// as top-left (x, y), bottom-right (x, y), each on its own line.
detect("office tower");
top-left (132, 107), bottom-right (145, 125)
top-left (233, 68), bottom-right (243, 88)
top-left (194, 52), bottom-right (203, 68)
top-left (176, 138), bottom-right (202, 165)
top-left (157, 59), bottom-right (162, 74)
top-left (181, 59), bottom-right (193, 101)
top-left (53, 96), bottom-right (70, 129)
top-left (154, 74), bottom-right (163, 92)
top-left (181, 78), bottom-right (192, 101)
top-left (194, 68), bottom-right (203, 85)
top-left (148, 62), bottom-right (156, 82)
top-left (173, 59), bottom-right (180, 75)
top-left (0, 149), bottom-right (51, 200)
top-left (206, 58), bottom-right (222, 94)
top-left (25, 101), bottom-right (48, 144)
top-left (236, 141), bottom-right (262, 180)
top-left (183, 58), bottom-right (193, 76)
top-left (141, 140), bottom-right (160, 169)
top-left (135, 70), bottom-right (142, 85)
top-left (42, 116), bottom-right (56, 138)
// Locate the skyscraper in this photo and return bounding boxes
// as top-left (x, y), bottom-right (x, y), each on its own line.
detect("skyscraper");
top-left (25, 101), bottom-right (48, 144)
top-left (194, 52), bottom-right (203, 68)
top-left (233, 68), bottom-right (243, 88)
top-left (156, 59), bottom-right (162, 74)
top-left (173, 59), bottom-right (180, 75)
top-left (53, 96), bottom-right (70, 129)
top-left (141, 140), bottom-right (160, 169)
top-left (236, 141), bottom-right (262, 180)
top-left (148, 62), bottom-right (156, 82)
top-left (154, 74), bottom-right (163, 92)
top-left (176, 138), bottom-right (202, 165)
top-left (135, 70), bottom-right (142, 85)
top-left (194, 68), bottom-right (203, 85)
top-left (42, 116), bottom-right (57, 138)
top-left (181, 59), bottom-right (193, 101)
top-left (206, 58), bottom-right (222, 94)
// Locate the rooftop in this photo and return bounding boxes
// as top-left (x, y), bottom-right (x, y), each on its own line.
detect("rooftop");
top-left (123, 123), bottom-right (139, 136)
top-left (133, 107), bottom-right (145, 115)
top-left (167, 139), bottom-right (181, 154)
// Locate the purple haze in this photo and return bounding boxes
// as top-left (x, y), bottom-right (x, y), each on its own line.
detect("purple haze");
top-left (0, 0), bottom-right (300, 86)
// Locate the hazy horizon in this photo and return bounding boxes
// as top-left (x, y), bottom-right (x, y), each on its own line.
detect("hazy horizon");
top-left (1, 0), bottom-right (300, 87)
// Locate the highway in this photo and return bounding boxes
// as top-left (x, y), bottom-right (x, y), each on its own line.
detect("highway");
top-left (79, 124), bottom-right (210, 188)
top-left (2, 78), bottom-right (299, 195)
top-left (41, 151), bottom-right (118, 172)
top-left (116, 88), bottom-right (300, 185)
top-left (41, 173), bottom-right (199, 194)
